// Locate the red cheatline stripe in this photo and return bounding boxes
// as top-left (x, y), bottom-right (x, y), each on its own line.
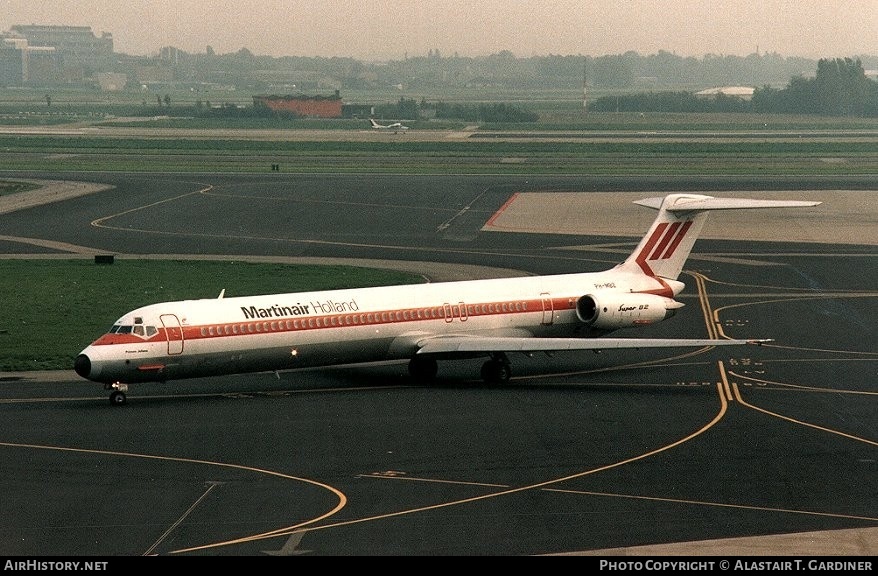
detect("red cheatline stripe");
top-left (634, 222), bottom-right (668, 275)
top-left (90, 297), bottom-right (580, 346)
top-left (634, 276), bottom-right (675, 298)
top-left (660, 220), bottom-right (693, 259)
top-left (649, 221), bottom-right (681, 261)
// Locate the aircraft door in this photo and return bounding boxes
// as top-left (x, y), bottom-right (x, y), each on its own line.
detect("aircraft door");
top-left (540, 293), bottom-right (554, 325)
top-left (160, 314), bottom-right (184, 355)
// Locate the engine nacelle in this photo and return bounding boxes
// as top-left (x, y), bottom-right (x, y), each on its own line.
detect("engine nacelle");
top-left (576, 293), bottom-right (684, 330)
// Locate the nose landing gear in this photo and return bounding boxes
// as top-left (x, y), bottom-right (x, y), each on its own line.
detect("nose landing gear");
top-left (105, 382), bottom-right (129, 406)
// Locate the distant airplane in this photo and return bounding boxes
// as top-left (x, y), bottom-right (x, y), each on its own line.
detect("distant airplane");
top-left (369, 118), bottom-right (409, 132)
top-left (74, 193), bottom-right (820, 405)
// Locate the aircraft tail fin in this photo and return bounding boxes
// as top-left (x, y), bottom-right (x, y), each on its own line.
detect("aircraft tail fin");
top-left (620, 194), bottom-right (821, 281)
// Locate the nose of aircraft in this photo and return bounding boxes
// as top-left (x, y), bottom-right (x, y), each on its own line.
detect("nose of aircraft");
top-left (74, 354), bottom-right (92, 379)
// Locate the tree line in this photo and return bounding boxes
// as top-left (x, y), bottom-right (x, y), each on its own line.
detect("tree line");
top-left (198, 58), bottom-right (877, 121)
top-left (373, 98), bottom-right (539, 123)
top-left (753, 58), bottom-right (877, 115)
top-left (166, 48), bottom-right (870, 93)
top-left (588, 58), bottom-right (878, 117)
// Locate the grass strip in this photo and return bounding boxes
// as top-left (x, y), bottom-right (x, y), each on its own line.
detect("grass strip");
top-left (1, 259), bottom-right (423, 372)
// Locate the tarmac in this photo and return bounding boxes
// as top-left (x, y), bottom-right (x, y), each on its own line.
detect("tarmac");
top-left (1, 176), bottom-right (875, 556)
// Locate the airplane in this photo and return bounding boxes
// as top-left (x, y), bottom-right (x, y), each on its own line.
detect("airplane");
top-left (73, 193), bottom-right (820, 405)
top-left (369, 118), bottom-right (409, 132)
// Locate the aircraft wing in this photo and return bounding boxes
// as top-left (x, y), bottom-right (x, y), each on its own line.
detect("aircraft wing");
top-left (415, 335), bottom-right (771, 355)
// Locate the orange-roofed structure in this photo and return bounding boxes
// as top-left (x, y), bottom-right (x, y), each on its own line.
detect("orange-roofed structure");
top-left (253, 92), bottom-right (342, 118)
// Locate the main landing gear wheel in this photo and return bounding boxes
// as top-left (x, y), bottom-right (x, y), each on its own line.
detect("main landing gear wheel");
top-left (481, 354), bottom-right (511, 384)
top-left (408, 356), bottom-right (438, 382)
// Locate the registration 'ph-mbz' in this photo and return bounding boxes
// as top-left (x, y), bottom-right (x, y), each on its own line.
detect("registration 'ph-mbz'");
top-left (74, 194), bottom-right (819, 405)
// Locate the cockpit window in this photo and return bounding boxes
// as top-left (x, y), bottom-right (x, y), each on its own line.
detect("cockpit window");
top-left (108, 323), bottom-right (158, 338)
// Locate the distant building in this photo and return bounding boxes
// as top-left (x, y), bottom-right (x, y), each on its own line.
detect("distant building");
top-left (10, 24), bottom-right (113, 67)
top-left (94, 72), bottom-right (127, 91)
top-left (695, 86), bottom-right (755, 101)
top-left (7, 25), bottom-right (113, 84)
top-left (24, 46), bottom-right (61, 85)
top-left (0, 40), bottom-right (24, 85)
top-left (253, 92), bottom-right (343, 118)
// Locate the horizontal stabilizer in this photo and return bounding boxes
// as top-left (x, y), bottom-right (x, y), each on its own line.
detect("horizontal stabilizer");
top-left (621, 194), bottom-right (821, 280)
top-left (635, 196), bottom-right (821, 212)
top-left (417, 336), bottom-right (772, 355)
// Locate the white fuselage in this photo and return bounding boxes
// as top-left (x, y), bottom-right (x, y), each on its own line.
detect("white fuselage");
top-left (75, 265), bottom-right (678, 384)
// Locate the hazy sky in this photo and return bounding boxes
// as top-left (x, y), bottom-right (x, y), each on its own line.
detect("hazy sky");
top-left (2, 0), bottom-right (876, 60)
